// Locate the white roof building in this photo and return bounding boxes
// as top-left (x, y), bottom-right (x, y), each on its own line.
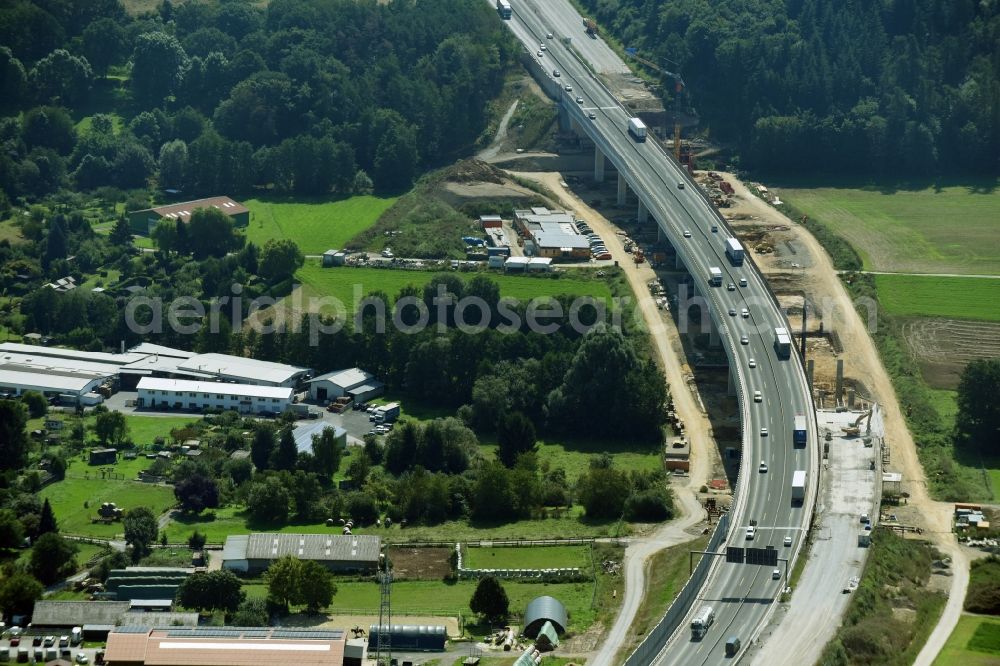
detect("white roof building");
top-left (137, 377), bottom-right (294, 415)
top-left (176, 353), bottom-right (309, 387)
top-left (306, 367), bottom-right (383, 402)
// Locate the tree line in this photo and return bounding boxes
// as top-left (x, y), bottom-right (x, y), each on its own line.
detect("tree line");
top-left (0, 0), bottom-right (515, 208)
top-left (578, 0), bottom-right (1000, 176)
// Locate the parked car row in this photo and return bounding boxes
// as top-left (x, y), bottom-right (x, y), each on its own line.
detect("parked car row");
top-left (575, 221), bottom-right (612, 260)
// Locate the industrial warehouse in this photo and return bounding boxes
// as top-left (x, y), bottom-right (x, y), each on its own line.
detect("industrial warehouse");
top-left (0, 341), bottom-right (311, 408)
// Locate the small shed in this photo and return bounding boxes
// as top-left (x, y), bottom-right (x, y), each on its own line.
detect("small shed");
top-left (505, 256), bottom-right (529, 272)
top-left (523, 596), bottom-right (567, 638)
top-left (480, 215), bottom-right (502, 229)
top-left (368, 625), bottom-right (446, 652)
top-left (323, 249), bottom-right (339, 267)
top-left (527, 257), bottom-right (553, 272)
top-left (88, 448), bottom-right (117, 465)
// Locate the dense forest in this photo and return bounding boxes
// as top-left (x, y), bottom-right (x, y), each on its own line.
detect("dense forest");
top-left (0, 0), bottom-right (513, 208)
top-left (579, 0), bottom-right (1000, 175)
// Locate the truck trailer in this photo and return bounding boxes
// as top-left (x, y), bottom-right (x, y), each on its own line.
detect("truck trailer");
top-left (709, 266), bottom-right (723, 286)
top-left (774, 327), bottom-right (791, 359)
top-left (628, 117), bottom-right (647, 142)
top-left (691, 605), bottom-right (715, 639)
top-left (793, 414), bottom-right (808, 447)
top-left (725, 237), bottom-right (745, 266)
top-left (496, 0), bottom-right (511, 19)
top-left (373, 402), bottom-right (400, 424)
top-left (791, 470), bottom-right (807, 504)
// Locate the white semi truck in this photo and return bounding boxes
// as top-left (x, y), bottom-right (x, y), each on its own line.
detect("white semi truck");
top-left (628, 117), bottom-right (647, 142)
top-left (691, 605), bottom-right (715, 639)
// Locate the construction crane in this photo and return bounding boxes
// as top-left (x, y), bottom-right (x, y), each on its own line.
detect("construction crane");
top-left (624, 49), bottom-right (686, 162)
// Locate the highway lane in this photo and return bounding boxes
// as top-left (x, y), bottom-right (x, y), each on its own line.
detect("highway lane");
top-left (496, 2), bottom-right (817, 663)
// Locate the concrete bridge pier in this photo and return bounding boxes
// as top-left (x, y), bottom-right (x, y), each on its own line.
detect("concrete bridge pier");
top-left (637, 199), bottom-right (649, 224)
top-left (617, 172), bottom-right (627, 205)
top-left (594, 146), bottom-right (605, 183)
top-left (558, 104), bottom-right (572, 132)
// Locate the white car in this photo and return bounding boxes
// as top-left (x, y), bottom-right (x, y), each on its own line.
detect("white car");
top-left (739, 277), bottom-right (748, 287)
top-left (537, 50), bottom-right (543, 57)
top-left (540, 44), bottom-right (547, 51)
top-left (783, 536), bottom-right (792, 547)
top-left (749, 358), bottom-right (757, 368)
top-left (760, 427), bottom-right (769, 437)
top-left (753, 390), bottom-right (762, 402)
top-left (740, 334), bottom-right (749, 345)
top-left (546, 31), bottom-right (554, 38)
top-left (588, 111), bottom-right (597, 119)
top-left (564, 84), bottom-right (573, 91)
top-left (741, 308), bottom-right (749, 318)
top-left (772, 569), bottom-right (781, 580)
top-left (727, 282), bottom-right (735, 291)
top-left (758, 461), bottom-right (768, 473)
top-left (745, 526), bottom-right (756, 540)
top-left (683, 230), bottom-right (692, 238)
top-left (76, 653), bottom-right (89, 665)
top-left (553, 69), bottom-right (560, 77)
top-left (576, 96), bottom-right (584, 104)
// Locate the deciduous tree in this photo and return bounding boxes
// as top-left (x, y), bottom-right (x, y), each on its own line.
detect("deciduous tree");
top-left (123, 507), bottom-right (158, 561)
top-left (30, 532), bottom-right (78, 585)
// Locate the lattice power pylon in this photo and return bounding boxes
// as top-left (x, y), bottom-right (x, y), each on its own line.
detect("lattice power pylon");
top-left (374, 553), bottom-right (392, 666)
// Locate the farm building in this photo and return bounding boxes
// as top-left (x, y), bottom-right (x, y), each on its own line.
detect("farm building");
top-left (103, 567), bottom-right (193, 604)
top-left (523, 596), bottom-right (568, 638)
top-left (136, 377), bottom-right (294, 415)
top-left (103, 626), bottom-right (346, 666)
top-left (306, 367), bottom-right (383, 403)
top-left (29, 601), bottom-right (198, 642)
top-left (221, 533), bottom-right (381, 574)
top-left (292, 422), bottom-right (347, 454)
top-left (89, 448), bottom-right (118, 465)
top-left (479, 214), bottom-right (502, 228)
top-left (128, 196), bottom-right (250, 235)
top-left (368, 625), bottom-right (446, 652)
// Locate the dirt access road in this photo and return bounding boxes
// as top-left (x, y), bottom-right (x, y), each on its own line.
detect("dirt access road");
top-left (509, 170), bottom-right (714, 663)
top-left (719, 173), bottom-right (967, 662)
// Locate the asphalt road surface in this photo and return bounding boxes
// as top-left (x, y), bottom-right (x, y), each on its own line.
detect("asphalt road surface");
top-left (495, 2), bottom-right (817, 663)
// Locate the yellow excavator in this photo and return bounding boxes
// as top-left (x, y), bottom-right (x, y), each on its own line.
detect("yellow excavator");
top-left (842, 409), bottom-right (872, 437)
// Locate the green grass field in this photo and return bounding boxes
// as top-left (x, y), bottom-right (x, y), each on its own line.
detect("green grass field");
top-left (39, 413), bottom-right (201, 446)
top-left (295, 261), bottom-right (614, 313)
top-left (40, 458), bottom-right (176, 538)
top-left (244, 196), bottom-right (397, 255)
top-left (778, 182), bottom-right (1000, 275)
top-left (245, 579), bottom-right (595, 632)
top-left (464, 545), bottom-right (591, 570)
top-left (934, 614), bottom-right (1000, 666)
top-left (874, 275), bottom-right (1000, 322)
top-left (478, 438), bottom-right (661, 485)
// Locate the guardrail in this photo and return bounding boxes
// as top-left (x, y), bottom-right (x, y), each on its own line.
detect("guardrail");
top-left (623, 512), bottom-right (730, 666)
